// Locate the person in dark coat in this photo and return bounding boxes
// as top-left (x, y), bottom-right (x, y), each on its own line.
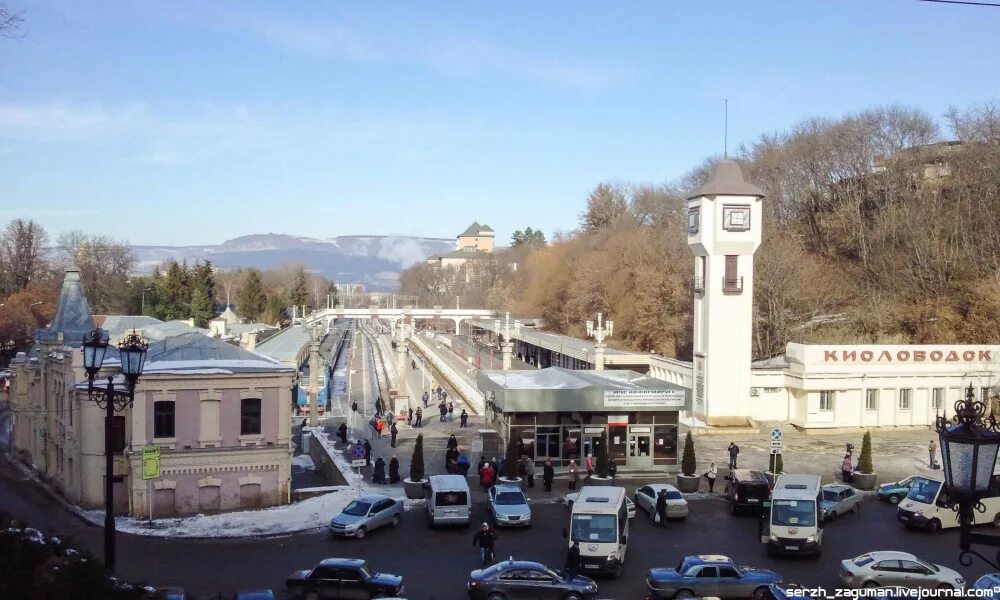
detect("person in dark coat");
top-left (447, 434), bottom-right (459, 451)
top-left (415, 406), bottom-right (423, 427)
top-left (439, 402), bottom-right (447, 422)
top-left (460, 409), bottom-right (468, 428)
top-left (363, 440), bottom-right (372, 467)
top-left (728, 442), bottom-right (740, 470)
top-left (448, 402), bottom-right (454, 421)
top-left (372, 457), bottom-right (386, 484)
top-left (375, 397), bottom-right (383, 417)
top-left (656, 488), bottom-right (668, 527)
top-left (565, 541), bottom-right (581, 577)
top-left (337, 422), bottom-right (348, 444)
top-left (407, 407), bottom-right (414, 426)
top-left (422, 391), bottom-right (429, 408)
top-left (351, 400), bottom-right (358, 414)
top-left (473, 523), bottom-right (498, 564)
top-left (388, 456), bottom-right (401, 483)
top-left (301, 417), bottom-right (308, 430)
top-left (608, 457), bottom-right (618, 486)
top-left (542, 459), bottom-right (555, 492)
top-left (390, 422), bottom-right (398, 448)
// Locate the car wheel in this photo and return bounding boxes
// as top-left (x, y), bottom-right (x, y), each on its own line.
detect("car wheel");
top-left (928, 518), bottom-right (942, 533)
top-left (888, 494), bottom-right (901, 505)
top-left (565, 594), bottom-right (584, 600)
top-left (305, 592), bottom-right (320, 600)
top-left (391, 514), bottom-right (401, 527)
top-left (937, 584), bottom-right (954, 591)
top-left (863, 581), bottom-right (880, 589)
top-left (753, 587), bottom-right (769, 600)
top-left (853, 502), bottom-right (861, 514)
top-left (355, 526), bottom-right (367, 539)
top-left (487, 593), bottom-right (506, 600)
top-left (674, 590), bottom-right (695, 599)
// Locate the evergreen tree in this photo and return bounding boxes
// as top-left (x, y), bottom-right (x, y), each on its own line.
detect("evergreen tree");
top-left (504, 436), bottom-right (520, 480)
top-left (264, 290), bottom-right (288, 326)
top-left (327, 281), bottom-right (339, 307)
top-left (290, 268), bottom-right (309, 310)
top-left (681, 431), bottom-right (696, 476)
top-left (858, 431), bottom-right (874, 474)
top-left (236, 269), bottom-right (267, 322)
top-left (189, 261), bottom-right (217, 327)
top-left (157, 260), bottom-right (192, 320)
top-left (595, 431), bottom-right (609, 477)
top-left (409, 434), bottom-right (425, 482)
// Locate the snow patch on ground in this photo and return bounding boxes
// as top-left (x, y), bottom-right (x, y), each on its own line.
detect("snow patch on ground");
top-left (292, 454), bottom-right (316, 470)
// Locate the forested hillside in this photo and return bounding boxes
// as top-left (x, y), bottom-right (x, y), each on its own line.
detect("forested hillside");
top-left (398, 101), bottom-right (1000, 361)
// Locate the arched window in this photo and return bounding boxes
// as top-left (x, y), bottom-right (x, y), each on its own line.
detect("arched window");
top-left (153, 400), bottom-right (175, 438)
top-left (241, 398), bottom-right (262, 435)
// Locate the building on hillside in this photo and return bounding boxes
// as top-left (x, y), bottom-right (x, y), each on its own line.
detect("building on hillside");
top-left (207, 307), bottom-right (276, 343)
top-left (426, 222), bottom-right (496, 269)
top-left (9, 266), bottom-right (295, 518)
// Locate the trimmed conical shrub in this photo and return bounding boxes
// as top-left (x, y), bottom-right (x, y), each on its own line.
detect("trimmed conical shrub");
top-left (410, 434), bottom-right (425, 481)
top-left (681, 431), bottom-right (696, 476)
top-left (858, 431), bottom-right (873, 474)
top-left (596, 431), bottom-right (610, 477)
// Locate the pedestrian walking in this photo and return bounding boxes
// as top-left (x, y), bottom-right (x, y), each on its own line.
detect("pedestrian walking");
top-left (568, 460), bottom-right (579, 490)
top-left (388, 455), bottom-right (400, 483)
top-left (584, 454), bottom-right (594, 478)
top-left (372, 457), bottom-right (386, 484)
top-left (351, 400), bottom-right (358, 414)
top-left (422, 391), bottom-right (429, 408)
top-left (337, 422), bottom-right (348, 445)
top-left (543, 459), bottom-right (555, 492)
top-left (477, 456), bottom-right (487, 485)
top-left (448, 402), bottom-right (454, 422)
top-left (928, 440), bottom-right (937, 468)
top-left (390, 422), bottom-right (398, 448)
top-left (480, 462), bottom-right (495, 491)
top-left (447, 434), bottom-right (459, 451)
top-left (656, 488), bottom-right (668, 526)
top-left (458, 453), bottom-right (471, 477)
top-left (407, 407), bottom-right (413, 426)
top-left (608, 457), bottom-right (618, 486)
top-left (707, 462), bottom-right (718, 492)
top-left (728, 442), bottom-right (740, 470)
top-left (565, 541), bottom-right (581, 577)
top-left (841, 454), bottom-right (853, 483)
top-left (415, 406), bottom-right (423, 427)
top-left (473, 523), bottom-right (498, 565)
top-left (846, 441), bottom-right (855, 458)
top-left (523, 457), bottom-right (535, 488)
top-left (363, 439), bottom-right (372, 466)
top-left (439, 402), bottom-right (447, 422)
top-left (374, 397), bottom-right (383, 417)
top-left (460, 409), bottom-right (469, 428)
top-left (411, 359), bottom-right (416, 370)
top-left (374, 418), bottom-right (384, 439)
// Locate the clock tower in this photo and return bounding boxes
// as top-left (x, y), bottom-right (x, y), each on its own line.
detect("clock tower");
top-left (686, 160), bottom-right (765, 424)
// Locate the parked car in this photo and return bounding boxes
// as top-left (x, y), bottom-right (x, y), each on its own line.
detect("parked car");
top-left (821, 484), bottom-right (862, 520)
top-left (467, 559), bottom-right (599, 599)
top-left (285, 558), bottom-right (404, 599)
top-left (724, 470), bottom-right (771, 514)
top-left (646, 555), bottom-right (782, 599)
top-left (488, 483), bottom-right (532, 527)
top-left (973, 573), bottom-right (1000, 598)
top-left (234, 591), bottom-right (275, 600)
top-left (633, 483), bottom-right (689, 520)
top-left (329, 495), bottom-right (403, 539)
top-left (839, 551), bottom-right (965, 590)
top-left (154, 588), bottom-right (192, 600)
top-left (877, 477), bottom-right (915, 505)
top-left (763, 584), bottom-right (817, 600)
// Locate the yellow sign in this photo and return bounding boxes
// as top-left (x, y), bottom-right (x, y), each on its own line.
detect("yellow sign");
top-left (142, 445), bottom-right (160, 480)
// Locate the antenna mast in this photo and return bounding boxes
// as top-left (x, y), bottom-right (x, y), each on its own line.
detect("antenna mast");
top-left (724, 98), bottom-right (729, 160)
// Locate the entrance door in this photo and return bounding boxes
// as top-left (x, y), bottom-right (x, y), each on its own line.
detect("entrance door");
top-left (627, 427), bottom-right (653, 469)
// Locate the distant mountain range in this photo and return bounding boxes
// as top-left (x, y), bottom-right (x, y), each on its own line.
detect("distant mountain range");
top-left (133, 234), bottom-right (456, 291)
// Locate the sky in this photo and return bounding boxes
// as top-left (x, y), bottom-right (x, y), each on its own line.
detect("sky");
top-left (1, 0), bottom-right (998, 247)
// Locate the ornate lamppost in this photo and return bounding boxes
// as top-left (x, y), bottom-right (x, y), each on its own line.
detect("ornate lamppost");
top-left (586, 312), bottom-right (614, 371)
top-left (494, 312), bottom-right (521, 371)
top-left (936, 384), bottom-right (1000, 569)
top-left (82, 328), bottom-right (148, 573)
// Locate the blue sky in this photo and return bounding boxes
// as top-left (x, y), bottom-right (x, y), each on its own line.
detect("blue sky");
top-left (1, 1), bottom-right (998, 246)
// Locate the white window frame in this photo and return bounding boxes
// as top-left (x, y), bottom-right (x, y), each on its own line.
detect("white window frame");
top-left (931, 388), bottom-right (945, 411)
top-left (688, 207), bottom-right (700, 234)
top-left (865, 389), bottom-right (879, 412)
top-left (722, 205), bottom-right (751, 232)
top-left (819, 391), bottom-right (835, 412)
top-left (899, 388), bottom-right (912, 411)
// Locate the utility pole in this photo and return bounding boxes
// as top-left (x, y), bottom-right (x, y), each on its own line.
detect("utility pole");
top-left (586, 312), bottom-right (614, 371)
top-left (308, 325), bottom-right (321, 427)
top-left (494, 312), bottom-right (521, 370)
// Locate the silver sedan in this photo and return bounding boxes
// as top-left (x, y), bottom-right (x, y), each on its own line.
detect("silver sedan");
top-left (634, 483), bottom-right (689, 521)
top-left (488, 484), bottom-right (532, 527)
top-left (329, 494), bottom-right (404, 539)
top-left (840, 551), bottom-right (966, 590)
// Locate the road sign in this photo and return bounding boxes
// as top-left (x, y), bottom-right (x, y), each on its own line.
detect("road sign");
top-left (770, 428), bottom-right (782, 441)
top-left (351, 443), bottom-right (367, 468)
top-left (141, 445), bottom-right (160, 480)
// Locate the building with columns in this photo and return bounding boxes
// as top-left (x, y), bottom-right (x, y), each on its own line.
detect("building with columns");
top-left (9, 266), bottom-right (296, 518)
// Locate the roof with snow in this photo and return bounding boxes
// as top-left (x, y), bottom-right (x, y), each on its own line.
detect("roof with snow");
top-left (458, 222), bottom-right (494, 237)
top-left (35, 265), bottom-right (95, 347)
top-left (97, 315), bottom-right (163, 340)
top-left (255, 325), bottom-right (311, 365)
top-left (224, 322), bottom-right (277, 338)
top-left (215, 306), bottom-right (241, 324)
top-left (143, 331), bottom-right (292, 374)
top-left (145, 320), bottom-right (209, 340)
top-left (430, 248), bottom-right (493, 261)
top-left (687, 159), bottom-right (765, 200)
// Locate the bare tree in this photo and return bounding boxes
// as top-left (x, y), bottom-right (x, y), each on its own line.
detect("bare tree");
top-left (56, 231), bottom-right (136, 314)
top-left (0, 219), bottom-right (49, 295)
top-left (0, 4), bottom-right (24, 38)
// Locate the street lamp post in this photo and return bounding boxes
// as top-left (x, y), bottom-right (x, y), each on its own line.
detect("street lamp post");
top-left (493, 312), bottom-right (521, 371)
top-left (936, 384), bottom-right (1000, 569)
top-left (585, 312), bottom-right (614, 371)
top-left (82, 328), bottom-right (148, 573)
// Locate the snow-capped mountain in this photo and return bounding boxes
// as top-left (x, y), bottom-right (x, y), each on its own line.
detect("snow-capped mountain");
top-left (133, 234), bottom-right (455, 291)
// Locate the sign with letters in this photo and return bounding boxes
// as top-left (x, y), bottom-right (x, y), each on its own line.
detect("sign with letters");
top-left (141, 445), bottom-right (160, 480)
top-left (603, 389), bottom-right (686, 410)
top-left (821, 347), bottom-right (994, 364)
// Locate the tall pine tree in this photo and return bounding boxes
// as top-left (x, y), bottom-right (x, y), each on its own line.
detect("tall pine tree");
top-left (189, 261), bottom-right (217, 327)
top-left (236, 269), bottom-right (267, 322)
top-left (290, 268), bottom-right (309, 311)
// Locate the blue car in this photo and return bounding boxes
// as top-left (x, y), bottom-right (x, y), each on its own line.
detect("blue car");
top-left (877, 476), bottom-right (915, 505)
top-left (646, 555), bottom-right (782, 599)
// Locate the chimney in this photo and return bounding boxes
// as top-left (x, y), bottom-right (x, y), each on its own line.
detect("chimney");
top-left (243, 331), bottom-right (258, 352)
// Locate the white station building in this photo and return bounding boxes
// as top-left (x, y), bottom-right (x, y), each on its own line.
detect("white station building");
top-left (680, 160), bottom-right (1000, 429)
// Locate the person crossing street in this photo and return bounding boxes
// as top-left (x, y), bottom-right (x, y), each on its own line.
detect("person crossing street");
top-left (543, 459), bottom-right (555, 492)
top-left (390, 422), bottom-right (398, 448)
top-left (473, 523), bottom-right (498, 565)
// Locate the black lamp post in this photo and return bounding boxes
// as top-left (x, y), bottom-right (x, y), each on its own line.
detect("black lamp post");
top-left (936, 384), bottom-right (1000, 569)
top-left (82, 328), bottom-right (148, 573)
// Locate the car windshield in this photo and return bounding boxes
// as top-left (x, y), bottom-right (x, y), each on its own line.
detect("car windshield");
top-left (665, 491), bottom-right (684, 500)
top-left (571, 514), bottom-right (617, 543)
top-left (494, 492), bottom-right (526, 506)
top-left (342, 501), bottom-right (371, 516)
top-left (917, 559), bottom-right (938, 573)
top-left (771, 500), bottom-right (816, 527)
top-left (906, 478), bottom-right (941, 504)
top-left (822, 490), bottom-right (839, 502)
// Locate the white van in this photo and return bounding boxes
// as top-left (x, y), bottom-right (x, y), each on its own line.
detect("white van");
top-left (897, 475), bottom-right (1000, 531)
top-left (767, 474), bottom-right (824, 558)
top-left (567, 486), bottom-right (632, 577)
top-left (426, 474), bottom-right (471, 527)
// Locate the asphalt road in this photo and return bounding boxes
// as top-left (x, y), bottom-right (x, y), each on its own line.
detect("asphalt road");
top-left (1, 457), bottom-right (994, 600)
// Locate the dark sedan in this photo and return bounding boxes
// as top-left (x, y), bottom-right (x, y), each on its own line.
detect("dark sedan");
top-left (286, 558), bottom-right (404, 599)
top-left (646, 555), bottom-right (782, 600)
top-left (467, 559), bottom-right (599, 600)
